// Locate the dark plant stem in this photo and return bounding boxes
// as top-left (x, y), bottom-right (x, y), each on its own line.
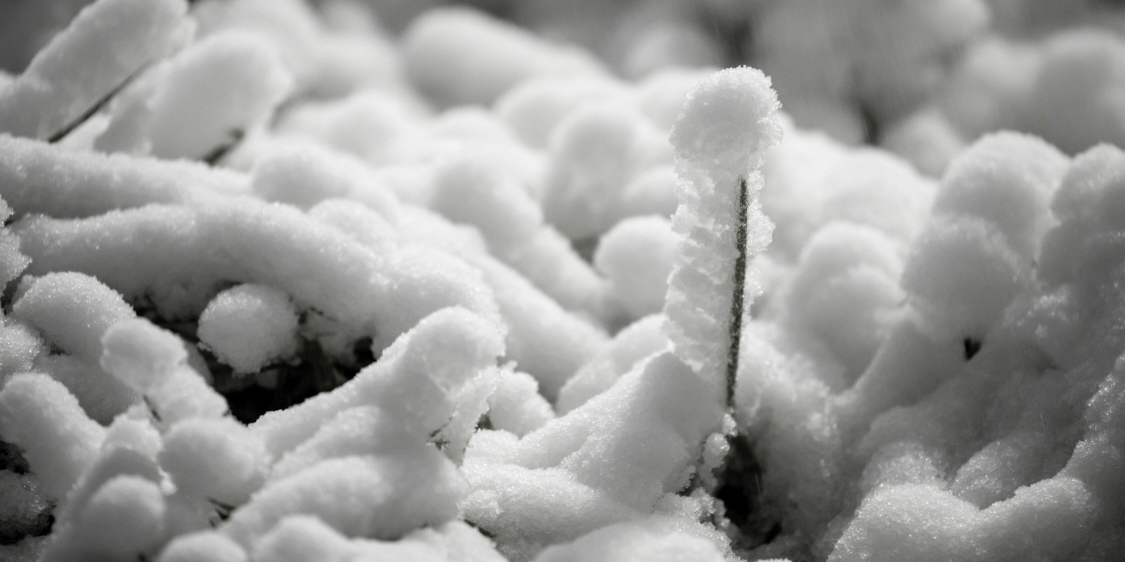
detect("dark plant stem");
top-left (201, 128), bottom-right (245, 166)
top-left (47, 63), bottom-right (149, 144)
top-left (726, 175), bottom-right (748, 411)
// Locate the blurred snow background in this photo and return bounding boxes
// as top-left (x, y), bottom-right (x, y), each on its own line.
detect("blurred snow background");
top-left (7, 0), bottom-right (1124, 177)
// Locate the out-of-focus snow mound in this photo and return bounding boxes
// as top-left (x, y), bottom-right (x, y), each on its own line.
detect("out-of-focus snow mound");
top-left (1, 1), bottom-right (1125, 562)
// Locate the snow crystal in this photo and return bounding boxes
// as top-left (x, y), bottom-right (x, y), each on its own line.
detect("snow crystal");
top-left (159, 418), bottom-right (267, 505)
top-left (460, 462), bottom-right (643, 561)
top-left (0, 203), bottom-right (29, 286)
top-left (829, 477), bottom-right (1094, 562)
top-left (0, 373), bottom-right (104, 499)
top-left (156, 531), bottom-right (247, 562)
top-left (197, 284), bottom-right (299, 375)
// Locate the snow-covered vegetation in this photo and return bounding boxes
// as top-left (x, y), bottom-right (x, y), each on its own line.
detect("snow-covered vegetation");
top-left (1, 1), bottom-right (1125, 561)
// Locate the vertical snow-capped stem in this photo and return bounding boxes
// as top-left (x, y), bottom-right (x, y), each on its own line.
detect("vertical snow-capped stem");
top-left (726, 176), bottom-right (749, 410)
top-left (664, 66), bottom-right (782, 407)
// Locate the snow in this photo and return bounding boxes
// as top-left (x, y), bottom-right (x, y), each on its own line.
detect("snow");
top-left (12, 272), bottom-right (134, 362)
top-left (100, 318), bottom-right (187, 393)
top-left (0, 320), bottom-right (44, 382)
top-left (156, 531), bottom-right (248, 562)
top-left (71, 475), bottom-right (167, 559)
top-left (0, 472), bottom-right (51, 547)
top-left (402, 7), bottom-right (605, 107)
top-left (901, 216), bottom-right (1026, 339)
top-left (469, 257), bottom-right (607, 402)
top-left (594, 215), bottom-right (677, 319)
top-left (786, 222), bottom-right (905, 382)
top-left (97, 30), bottom-right (293, 160)
top-left (268, 406), bottom-right (409, 480)
top-left (542, 101), bottom-right (665, 241)
top-left (933, 132), bottom-right (1069, 260)
top-left (159, 417), bottom-right (268, 505)
top-left (4, 1), bottom-right (1125, 560)
top-left (0, 0), bottom-right (192, 140)
top-left (495, 75), bottom-right (630, 149)
top-left (101, 318), bottom-right (228, 426)
top-left (664, 66), bottom-right (782, 402)
top-left (249, 515), bottom-right (353, 562)
top-left (486, 368), bottom-right (555, 437)
top-left (0, 373), bottom-right (105, 499)
top-left (250, 307), bottom-right (504, 457)
top-left (555, 314), bottom-right (668, 414)
top-left (220, 452), bottom-right (463, 547)
top-left (250, 139), bottom-right (399, 216)
top-left (197, 284), bottom-right (299, 374)
top-left (15, 198), bottom-right (500, 347)
top-left (532, 516), bottom-right (727, 562)
top-left (431, 155), bottom-right (607, 320)
top-left (462, 351), bottom-right (722, 557)
top-left (0, 133), bottom-right (249, 218)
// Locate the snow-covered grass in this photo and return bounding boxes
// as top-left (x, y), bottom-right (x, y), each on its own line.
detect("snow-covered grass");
top-left (1, 1), bottom-right (1125, 562)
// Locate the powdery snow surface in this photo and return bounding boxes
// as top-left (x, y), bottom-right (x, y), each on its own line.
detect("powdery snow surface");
top-left (0, 1), bottom-right (1124, 562)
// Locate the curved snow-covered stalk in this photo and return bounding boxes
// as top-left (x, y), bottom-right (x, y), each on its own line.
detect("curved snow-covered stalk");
top-left (664, 67), bottom-right (783, 408)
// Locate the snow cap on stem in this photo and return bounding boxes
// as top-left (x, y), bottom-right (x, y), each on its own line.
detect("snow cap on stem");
top-left (670, 66), bottom-right (783, 183)
top-left (664, 66), bottom-right (782, 406)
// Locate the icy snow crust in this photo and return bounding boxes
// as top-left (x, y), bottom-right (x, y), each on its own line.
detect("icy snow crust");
top-left (0, 1), bottom-right (1124, 562)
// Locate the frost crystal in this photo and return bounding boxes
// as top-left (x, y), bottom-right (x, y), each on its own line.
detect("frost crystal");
top-left (664, 66), bottom-right (782, 405)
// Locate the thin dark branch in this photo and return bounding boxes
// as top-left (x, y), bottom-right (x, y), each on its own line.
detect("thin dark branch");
top-left (47, 63), bottom-right (148, 144)
top-left (201, 129), bottom-right (245, 166)
top-left (726, 175), bottom-right (749, 411)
